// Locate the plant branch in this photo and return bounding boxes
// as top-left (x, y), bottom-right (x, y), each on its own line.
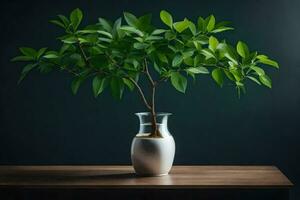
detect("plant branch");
top-left (144, 59), bottom-right (155, 87)
top-left (127, 77), bottom-right (152, 110)
top-left (143, 58), bottom-right (160, 137)
top-left (59, 66), bottom-right (80, 76)
top-left (76, 38), bottom-right (90, 67)
top-left (43, 60), bottom-right (80, 76)
top-left (156, 76), bottom-right (168, 85)
top-left (104, 53), bottom-right (152, 110)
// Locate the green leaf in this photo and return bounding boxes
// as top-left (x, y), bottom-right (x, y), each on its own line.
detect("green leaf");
top-left (189, 21), bottom-right (197, 35)
top-left (43, 54), bottom-right (59, 59)
top-left (59, 44), bottom-right (72, 54)
top-left (223, 69), bottom-right (235, 81)
top-left (18, 63), bottom-right (38, 84)
top-left (98, 17), bottom-right (112, 32)
top-left (92, 76), bottom-right (108, 97)
top-left (77, 29), bottom-right (98, 34)
top-left (153, 62), bottom-right (161, 73)
top-left (247, 76), bottom-right (261, 85)
top-left (122, 78), bottom-right (135, 91)
top-left (11, 56), bottom-right (34, 62)
top-left (186, 67), bottom-right (209, 74)
top-left (110, 77), bottom-right (124, 100)
top-left (70, 8), bottom-right (83, 31)
top-left (197, 17), bottom-right (205, 32)
top-left (124, 12), bottom-right (139, 27)
top-left (217, 43), bottom-right (238, 64)
top-left (133, 42), bottom-right (148, 49)
top-left (236, 81), bottom-right (246, 97)
top-left (164, 30), bottom-right (176, 40)
top-left (211, 26), bottom-right (234, 33)
top-left (58, 15), bottom-right (70, 27)
top-left (256, 54), bottom-right (268, 59)
top-left (173, 18), bottom-right (190, 33)
top-left (171, 72), bottom-right (187, 93)
top-left (61, 36), bottom-right (77, 44)
top-left (229, 68), bottom-right (243, 82)
top-left (49, 20), bottom-right (65, 29)
top-left (194, 55), bottom-right (204, 66)
top-left (120, 26), bottom-right (144, 37)
top-left (193, 41), bottom-right (202, 51)
top-left (98, 37), bottom-right (112, 43)
top-left (138, 14), bottom-right (152, 30)
top-left (206, 15), bottom-right (215, 32)
top-left (37, 48), bottom-right (47, 58)
top-left (151, 29), bottom-right (167, 35)
top-left (145, 35), bottom-right (163, 41)
top-left (71, 76), bottom-right (85, 94)
top-left (157, 53), bottom-right (169, 63)
top-left (251, 66), bottom-right (265, 76)
top-left (259, 74), bottom-right (272, 88)
top-left (97, 30), bottom-right (113, 38)
top-left (212, 68), bottom-right (223, 87)
top-left (182, 50), bottom-right (194, 59)
top-left (63, 53), bottom-right (83, 66)
top-left (172, 54), bottom-right (183, 67)
top-left (201, 48), bottom-right (216, 59)
top-left (257, 55), bottom-right (279, 68)
top-left (89, 46), bottom-right (104, 55)
top-left (184, 57), bottom-right (194, 66)
top-left (38, 62), bottom-right (53, 74)
top-left (112, 18), bottom-right (122, 38)
top-left (160, 10), bottom-right (173, 28)
top-left (20, 47), bottom-right (37, 58)
top-left (196, 35), bottom-right (209, 45)
top-left (236, 81), bottom-right (244, 87)
top-left (208, 36), bottom-right (219, 51)
top-left (236, 41), bottom-right (249, 58)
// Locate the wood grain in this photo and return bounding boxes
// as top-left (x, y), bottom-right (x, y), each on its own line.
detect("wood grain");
top-left (0, 165), bottom-right (293, 189)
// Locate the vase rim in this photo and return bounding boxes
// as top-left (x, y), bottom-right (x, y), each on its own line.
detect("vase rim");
top-left (135, 112), bottom-right (172, 116)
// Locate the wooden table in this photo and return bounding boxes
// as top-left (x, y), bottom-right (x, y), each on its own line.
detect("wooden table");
top-left (0, 165), bottom-right (293, 200)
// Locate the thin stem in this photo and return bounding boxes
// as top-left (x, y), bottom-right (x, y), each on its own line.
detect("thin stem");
top-left (127, 77), bottom-right (152, 110)
top-left (156, 76), bottom-right (168, 85)
top-left (78, 43), bottom-right (89, 64)
top-left (75, 36), bottom-right (90, 67)
top-left (104, 53), bottom-right (152, 111)
top-left (44, 60), bottom-right (80, 76)
top-left (59, 66), bottom-right (79, 76)
top-left (143, 59), bottom-right (160, 137)
top-left (144, 59), bottom-right (155, 86)
top-left (150, 86), bottom-right (159, 137)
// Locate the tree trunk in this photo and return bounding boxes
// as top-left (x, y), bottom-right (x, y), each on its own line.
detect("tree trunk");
top-left (149, 86), bottom-right (162, 138)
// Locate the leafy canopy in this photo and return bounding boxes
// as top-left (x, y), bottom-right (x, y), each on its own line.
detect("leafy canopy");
top-left (12, 8), bottom-right (279, 99)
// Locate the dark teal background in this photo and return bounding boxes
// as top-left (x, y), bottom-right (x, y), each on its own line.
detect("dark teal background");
top-left (0, 0), bottom-right (299, 199)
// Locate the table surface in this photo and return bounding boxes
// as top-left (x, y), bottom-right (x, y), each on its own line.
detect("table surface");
top-left (0, 165), bottom-right (293, 189)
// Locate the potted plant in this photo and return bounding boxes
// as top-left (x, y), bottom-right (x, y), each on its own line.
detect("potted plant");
top-left (12, 9), bottom-right (279, 176)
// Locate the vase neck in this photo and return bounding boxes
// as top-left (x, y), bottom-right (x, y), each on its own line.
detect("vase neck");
top-left (135, 112), bottom-right (172, 137)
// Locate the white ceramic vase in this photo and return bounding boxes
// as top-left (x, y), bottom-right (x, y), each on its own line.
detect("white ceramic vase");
top-left (131, 112), bottom-right (175, 176)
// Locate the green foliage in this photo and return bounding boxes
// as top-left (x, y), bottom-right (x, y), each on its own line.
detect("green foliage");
top-left (236, 41), bottom-right (249, 58)
top-left (12, 8), bottom-right (279, 104)
top-left (173, 18), bottom-right (190, 33)
top-left (93, 76), bottom-right (108, 97)
top-left (212, 68), bottom-right (223, 87)
top-left (160, 10), bottom-right (173, 28)
top-left (171, 72), bottom-right (187, 93)
top-left (206, 15), bottom-right (215, 32)
top-left (208, 36), bottom-right (219, 51)
top-left (70, 8), bottom-right (83, 31)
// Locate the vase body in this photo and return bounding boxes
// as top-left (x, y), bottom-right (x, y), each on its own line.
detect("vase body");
top-left (131, 112), bottom-right (175, 176)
